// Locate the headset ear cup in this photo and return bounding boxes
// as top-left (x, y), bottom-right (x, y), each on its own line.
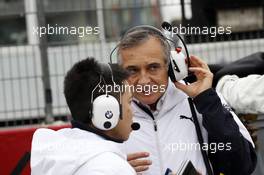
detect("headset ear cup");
top-left (169, 51), bottom-right (188, 81)
top-left (92, 94), bottom-right (120, 130)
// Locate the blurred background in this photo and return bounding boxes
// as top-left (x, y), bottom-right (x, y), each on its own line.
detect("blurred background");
top-left (0, 0), bottom-right (264, 125)
top-left (0, 0), bottom-right (263, 174)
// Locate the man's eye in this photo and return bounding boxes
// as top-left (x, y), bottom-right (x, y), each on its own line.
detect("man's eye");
top-left (126, 68), bottom-right (138, 75)
top-left (148, 64), bottom-right (161, 71)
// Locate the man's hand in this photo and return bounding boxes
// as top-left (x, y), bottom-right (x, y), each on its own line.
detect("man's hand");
top-left (127, 152), bottom-right (152, 172)
top-left (174, 55), bottom-right (213, 98)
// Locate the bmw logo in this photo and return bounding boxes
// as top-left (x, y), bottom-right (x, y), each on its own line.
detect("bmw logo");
top-left (105, 111), bottom-right (113, 119)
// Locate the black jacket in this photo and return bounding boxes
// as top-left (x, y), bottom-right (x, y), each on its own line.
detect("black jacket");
top-left (209, 52), bottom-right (264, 87)
top-left (194, 88), bottom-right (257, 175)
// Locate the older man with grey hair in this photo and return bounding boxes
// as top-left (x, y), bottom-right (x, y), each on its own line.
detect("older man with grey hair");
top-left (117, 25), bottom-right (256, 175)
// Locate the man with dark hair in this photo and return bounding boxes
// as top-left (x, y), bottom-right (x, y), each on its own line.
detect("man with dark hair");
top-left (31, 58), bottom-right (136, 175)
top-left (117, 26), bottom-right (256, 175)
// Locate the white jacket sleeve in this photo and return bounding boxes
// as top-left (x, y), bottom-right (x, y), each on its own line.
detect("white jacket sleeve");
top-left (75, 152), bottom-right (136, 175)
top-left (216, 74), bottom-right (264, 114)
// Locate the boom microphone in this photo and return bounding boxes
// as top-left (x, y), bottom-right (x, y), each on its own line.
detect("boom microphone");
top-left (131, 122), bottom-right (140, 131)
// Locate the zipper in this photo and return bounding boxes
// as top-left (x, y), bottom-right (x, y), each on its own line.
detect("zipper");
top-left (153, 118), bottom-right (164, 175)
top-left (133, 101), bottom-right (165, 174)
top-left (153, 119), bottom-right (157, 131)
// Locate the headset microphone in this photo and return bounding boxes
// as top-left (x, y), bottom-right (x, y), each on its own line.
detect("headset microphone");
top-left (131, 122), bottom-right (140, 131)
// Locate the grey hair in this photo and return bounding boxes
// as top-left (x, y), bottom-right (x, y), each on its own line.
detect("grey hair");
top-left (117, 28), bottom-right (171, 66)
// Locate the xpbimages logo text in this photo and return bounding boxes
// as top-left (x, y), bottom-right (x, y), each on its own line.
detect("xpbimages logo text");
top-left (33, 24), bottom-right (100, 37)
top-left (164, 141), bottom-right (232, 154)
top-left (164, 24), bottom-right (232, 38)
top-left (97, 83), bottom-right (166, 96)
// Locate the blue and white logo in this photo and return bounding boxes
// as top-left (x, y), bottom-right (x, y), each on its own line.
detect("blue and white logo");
top-left (105, 110), bottom-right (113, 119)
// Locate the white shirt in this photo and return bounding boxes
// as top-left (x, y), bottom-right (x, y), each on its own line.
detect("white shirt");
top-left (216, 74), bottom-right (264, 114)
top-left (31, 128), bottom-right (136, 175)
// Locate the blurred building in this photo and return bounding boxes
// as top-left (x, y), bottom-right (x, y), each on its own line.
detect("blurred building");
top-left (0, 0), bottom-right (162, 45)
top-left (0, 0), bottom-right (263, 126)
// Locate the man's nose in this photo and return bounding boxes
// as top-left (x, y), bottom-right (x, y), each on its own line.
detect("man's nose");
top-left (138, 70), bottom-right (151, 84)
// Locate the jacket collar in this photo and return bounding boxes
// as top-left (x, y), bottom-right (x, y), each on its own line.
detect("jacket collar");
top-left (132, 79), bottom-right (188, 120)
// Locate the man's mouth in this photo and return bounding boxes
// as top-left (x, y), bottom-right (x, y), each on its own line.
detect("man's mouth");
top-left (139, 91), bottom-right (153, 96)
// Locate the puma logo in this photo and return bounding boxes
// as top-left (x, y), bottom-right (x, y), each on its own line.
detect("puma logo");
top-left (179, 115), bottom-right (193, 123)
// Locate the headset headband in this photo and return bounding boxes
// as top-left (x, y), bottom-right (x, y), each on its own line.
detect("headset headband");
top-left (110, 23), bottom-right (190, 69)
top-left (91, 63), bottom-right (122, 118)
top-left (91, 63), bottom-right (115, 102)
top-left (110, 25), bottom-right (176, 63)
top-left (121, 25), bottom-right (165, 39)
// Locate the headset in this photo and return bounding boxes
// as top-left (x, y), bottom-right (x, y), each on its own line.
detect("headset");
top-left (110, 21), bottom-right (191, 82)
top-left (90, 63), bottom-right (122, 130)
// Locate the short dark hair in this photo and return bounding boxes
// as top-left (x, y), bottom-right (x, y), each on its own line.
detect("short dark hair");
top-left (64, 57), bottom-right (129, 124)
top-left (117, 27), bottom-right (170, 65)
